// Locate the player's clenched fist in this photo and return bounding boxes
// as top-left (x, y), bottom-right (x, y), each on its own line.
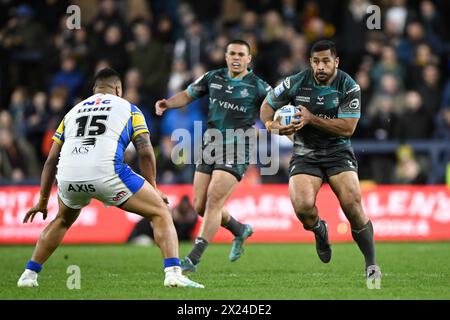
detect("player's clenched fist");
top-left (266, 117), bottom-right (296, 135)
top-left (291, 106), bottom-right (311, 131)
top-left (155, 99), bottom-right (169, 116)
top-left (297, 106), bottom-right (312, 125)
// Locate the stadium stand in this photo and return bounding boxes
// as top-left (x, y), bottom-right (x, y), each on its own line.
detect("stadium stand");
top-left (1, 0), bottom-right (449, 185)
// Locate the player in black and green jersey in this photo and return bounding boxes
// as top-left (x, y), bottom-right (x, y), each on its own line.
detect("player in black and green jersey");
top-left (261, 40), bottom-right (381, 283)
top-left (155, 40), bottom-right (271, 273)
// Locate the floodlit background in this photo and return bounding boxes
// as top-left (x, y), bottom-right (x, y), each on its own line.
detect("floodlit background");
top-left (1, 0), bottom-right (450, 301)
top-left (0, 0), bottom-right (449, 244)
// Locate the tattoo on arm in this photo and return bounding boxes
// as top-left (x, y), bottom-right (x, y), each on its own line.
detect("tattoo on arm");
top-left (133, 133), bottom-right (151, 151)
top-left (132, 132), bottom-right (156, 186)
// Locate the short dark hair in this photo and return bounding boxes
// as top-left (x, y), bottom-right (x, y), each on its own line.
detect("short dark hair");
top-left (93, 67), bottom-right (121, 87)
top-left (226, 39), bottom-right (251, 54)
top-left (310, 40), bottom-right (337, 57)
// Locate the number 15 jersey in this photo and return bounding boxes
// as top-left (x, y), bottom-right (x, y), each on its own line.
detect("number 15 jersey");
top-left (52, 93), bottom-right (149, 181)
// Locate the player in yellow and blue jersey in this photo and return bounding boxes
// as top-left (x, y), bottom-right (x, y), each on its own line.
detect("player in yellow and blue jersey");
top-left (17, 68), bottom-right (203, 289)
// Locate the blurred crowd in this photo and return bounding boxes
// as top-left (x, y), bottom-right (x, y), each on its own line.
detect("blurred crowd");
top-left (1, 0), bottom-right (450, 185)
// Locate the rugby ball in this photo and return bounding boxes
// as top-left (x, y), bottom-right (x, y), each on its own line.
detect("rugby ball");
top-left (274, 105), bottom-right (300, 126)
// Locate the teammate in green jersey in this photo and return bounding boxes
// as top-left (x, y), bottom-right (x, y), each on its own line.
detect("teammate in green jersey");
top-left (155, 39), bottom-right (271, 272)
top-left (261, 40), bottom-right (381, 283)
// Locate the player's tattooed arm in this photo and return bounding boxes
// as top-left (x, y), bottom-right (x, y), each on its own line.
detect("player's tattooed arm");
top-left (133, 133), bottom-right (157, 188)
top-left (133, 132), bottom-right (151, 151)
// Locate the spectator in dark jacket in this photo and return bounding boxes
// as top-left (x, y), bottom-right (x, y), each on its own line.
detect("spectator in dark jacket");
top-left (433, 108), bottom-right (450, 140)
top-left (395, 91), bottom-right (434, 140)
top-left (129, 22), bottom-right (170, 106)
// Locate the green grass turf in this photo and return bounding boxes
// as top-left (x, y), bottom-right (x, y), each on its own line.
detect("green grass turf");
top-left (1, 242), bottom-right (449, 300)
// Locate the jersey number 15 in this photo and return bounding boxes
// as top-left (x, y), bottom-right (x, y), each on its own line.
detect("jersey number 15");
top-left (75, 115), bottom-right (108, 137)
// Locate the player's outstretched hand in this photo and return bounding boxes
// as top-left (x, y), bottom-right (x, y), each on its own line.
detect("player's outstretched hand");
top-left (23, 203), bottom-right (48, 223)
top-left (155, 99), bottom-right (168, 116)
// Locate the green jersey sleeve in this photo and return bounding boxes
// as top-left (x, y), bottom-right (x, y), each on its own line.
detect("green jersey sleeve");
top-left (266, 77), bottom-right (292, 110)
top-left (338, 80), bottom-right (361, 118)
top-left (187, 71), bottom-right (212, 99)
top-left (256, 79), bottom-right (272, 104)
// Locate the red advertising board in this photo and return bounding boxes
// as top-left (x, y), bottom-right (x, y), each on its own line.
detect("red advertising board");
top-left (0, 185), bottom-right (449, 244)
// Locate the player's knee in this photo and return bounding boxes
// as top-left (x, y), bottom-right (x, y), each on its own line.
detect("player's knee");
top-left (339, 192), bottom-right (362, 212)
top-left (340, 194), bottom-right (365, 221)
top-left (205, 192), bottom-right (224, 212)
top-left (157, 202), bottom-right (173, 217)
top-left (292, 199), bottom-right (316, 217)
top-left (207, 189), bottom-right (223, 204)
top-left (151, 206), bottom-right (174, 226)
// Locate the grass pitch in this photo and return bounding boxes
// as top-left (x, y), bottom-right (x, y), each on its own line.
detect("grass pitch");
top-left (1, 242), bottom-right (449, 300)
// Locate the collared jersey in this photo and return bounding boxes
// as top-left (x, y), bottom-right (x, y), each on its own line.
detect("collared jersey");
top-left (53, 93), bottom-right (149, 181)
top-left (267, 68), bottom-right (361, 156)
top-left (187, 68), bottom-right (271, 144)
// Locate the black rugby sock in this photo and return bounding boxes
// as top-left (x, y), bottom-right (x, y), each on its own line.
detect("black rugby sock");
top-left (351, 220), bottom-right (376, 268)
top-left (223, 216), bottom-right (245, 237)
top-left (187, 237), bottom-right (208, 265)
top-left (306, 218), bottom-right (326, 239)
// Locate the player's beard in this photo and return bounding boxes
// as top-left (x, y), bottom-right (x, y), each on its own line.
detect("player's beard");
top-left (314, 66), bottom-right (336, 85)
